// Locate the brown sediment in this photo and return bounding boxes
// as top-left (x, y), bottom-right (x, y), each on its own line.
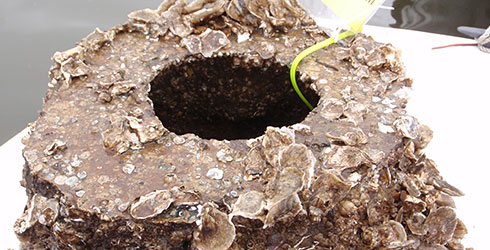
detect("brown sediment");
top-left (15, 0), bottom-right (468, 249)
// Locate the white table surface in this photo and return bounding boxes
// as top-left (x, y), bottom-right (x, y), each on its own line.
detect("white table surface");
top-left (362, 25), bottom-right (489, 249)
top-left (1, 25), bottom-right (488, 249)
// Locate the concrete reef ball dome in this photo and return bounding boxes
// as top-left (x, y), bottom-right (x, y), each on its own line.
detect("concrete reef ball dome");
top-left (15, 0), bottom-right (467, 249)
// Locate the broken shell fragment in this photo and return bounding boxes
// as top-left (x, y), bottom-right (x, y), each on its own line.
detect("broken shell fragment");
top-left (128, 8), bottom-right (162, 23)
top-left (14, 194), bottom-right (60, 234)
top-left (263, 193), bottom-right (304, 228)
top-left (319, 98), bottom-right (344, 120)
top-left (130, 190), bottom-right (174, 219)
top-left (206, 168), bottom-right (224, 180)
top-left (338, 200), bottom-right (357, 217)
top-left (279, 144), bottom-right (315, 188)
top-left (406, 212), bottom-right (428, 236)
top-left (43, 139), bottom-right (67, 156)
top-left (200, 29), bottom-right (229, 57)
top-left (266, 167), bottom-right (305, 203)
top-left (231, 191), bottom-right (266, 220)
top-left (380, 220), bottom-right (408, 248)
top-left (262, 127), bottom-right (295, 166)
top-left (323, 120), bottom-right (368, 145)
top-left (324, 145), bottom-right (369, 170)
top-left (394, 115), bottom-right (420, 139)
top-left (194, 203), bottom-right (235, 250)
top-left (424, 207), bottom-right (458, 245)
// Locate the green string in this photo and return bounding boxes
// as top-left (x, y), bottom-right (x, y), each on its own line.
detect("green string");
top-left (290, 30), bottom-right (356, 110)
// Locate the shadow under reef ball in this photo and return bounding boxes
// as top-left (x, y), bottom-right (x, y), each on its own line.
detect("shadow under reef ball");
top-left (149, 55), bottom-right (320, 140)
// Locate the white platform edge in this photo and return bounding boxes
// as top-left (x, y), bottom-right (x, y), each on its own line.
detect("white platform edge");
top-left (0, 127), bottom-right (29, 250)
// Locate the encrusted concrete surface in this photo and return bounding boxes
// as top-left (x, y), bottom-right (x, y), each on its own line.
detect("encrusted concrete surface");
top-left (14, 0), bottom-right (468, 249)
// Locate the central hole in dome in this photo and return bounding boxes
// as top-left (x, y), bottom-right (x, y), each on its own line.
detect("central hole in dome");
top-left (149, 55), bottom-right (319, 140)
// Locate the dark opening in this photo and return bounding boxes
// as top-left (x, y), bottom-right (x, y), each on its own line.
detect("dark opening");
top-left (149, 55), bottom-right (319, 140)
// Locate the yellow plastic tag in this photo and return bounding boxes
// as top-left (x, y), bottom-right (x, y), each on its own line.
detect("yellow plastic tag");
top-left (290, 0), bottom-right (385, 110)
top-left (321, 0), bottom-right (383, 32)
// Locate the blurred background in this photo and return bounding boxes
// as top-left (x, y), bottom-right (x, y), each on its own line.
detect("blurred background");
top-left (1, 0), bottom-right (489, 145)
